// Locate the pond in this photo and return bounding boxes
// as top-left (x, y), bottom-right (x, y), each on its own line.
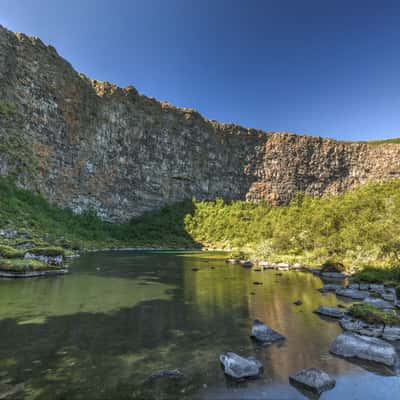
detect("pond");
top-left (0, 251), bottom-right (399, 399)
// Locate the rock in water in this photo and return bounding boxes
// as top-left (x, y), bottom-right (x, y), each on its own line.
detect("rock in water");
top-left (289, 368), bottom-right (335, 394)
top-left (382, 325), bottom-right (400, 341)
top-left (363, 297), bottom-right (395, 310)
top-left (147, 369), bottom-right (184, 381)
top-left (330, 332), bottom-right (398, 367)
top-left (219, 352), bottom-right (263, 380)
top-left (340, 317), bottom-right (384, 337)
top-left (335, 288), bottom-right (369, 300)
top-left (318, 284), bottom-right (342, 293)
top-left (314, 306), bottom-right (344, 318)
top-left (250, 319), bottom-right (285, 344)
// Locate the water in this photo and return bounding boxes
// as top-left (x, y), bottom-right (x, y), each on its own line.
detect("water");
top-left (0, 251), bottom-right (399, 399)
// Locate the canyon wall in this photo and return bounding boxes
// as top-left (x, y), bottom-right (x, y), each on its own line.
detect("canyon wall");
top-left (1, 25), bottom-right (400, 222)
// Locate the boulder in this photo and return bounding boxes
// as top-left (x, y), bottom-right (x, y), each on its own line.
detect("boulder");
top-left (382, 325), bottom-right (400, 341)
top-left (336, 288), bottom-right (369, 300)
top-left (314, 306), bottom-right (344, 319)
top-left (289, 368), bottom-right (335, 394)
top-left (219, 352), bottom-right (263, 380)
top-left (319, 283), bottom-right (342, 293)
top-left (330, 332), bottom-right (398, 367)
top-left (250, 319), bottom-right (285, 344)
top-left (363, 297), bottom-right (395, 310)
top-left (339, 317), bottom-right (384, 337)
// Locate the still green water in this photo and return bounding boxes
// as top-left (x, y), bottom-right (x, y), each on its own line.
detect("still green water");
top-left (0, 251), bottom-right (399, 399)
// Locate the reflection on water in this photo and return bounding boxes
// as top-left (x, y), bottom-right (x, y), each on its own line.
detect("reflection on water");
top-left (0, 251), bottom-right (398, 399)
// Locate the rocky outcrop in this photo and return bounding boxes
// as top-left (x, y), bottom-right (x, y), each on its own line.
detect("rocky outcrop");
top-left (2, 25), bottom-right (400, 222)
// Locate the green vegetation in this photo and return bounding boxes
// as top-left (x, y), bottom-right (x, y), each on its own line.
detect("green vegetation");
top-left (348, 303), bottom-right (400, 326)
top-left (2, 176), bottom-right (400, 283)
top-left (0, 258), bottom-right (51, 272)
top-left (0, 100), bottom-right (16, 118)
top-left (185, 180), bottom-right (400, 272)
top-left (0, 178), bottom-right (198, 249)
top-left (0, 244), bottom-right (25, 258)
top-left (27, 247), bottom-right (65, 257)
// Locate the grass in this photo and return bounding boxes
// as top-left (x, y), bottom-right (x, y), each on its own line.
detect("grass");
top-left (0, 177), bottom-right (199, 249)
top-left (27, 247), bottom-right (65, 257)
top-left (348, 304), bottom-right (400, 326)
top-left (0, 258), bottom-right (55, 272)
top-left (352, 266), bottom-right (400, 285)
top-left (0, 245), bottom-right (25, 258)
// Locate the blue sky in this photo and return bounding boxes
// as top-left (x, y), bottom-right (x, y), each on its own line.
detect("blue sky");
top-left (1, 0), bottom-right (400, 141)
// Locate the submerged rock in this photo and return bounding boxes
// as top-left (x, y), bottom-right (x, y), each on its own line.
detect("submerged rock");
top-left (250, 319), bottom-right (285, 344)
top-left (314, 306), bottom-right (344, 319)
top-left (330, 332), bottom-right (398, 367)
top-left (147, 369), bottom-right (184, 381)
top-left (219, 352), bottom-right (263, 380)
top-left (293, 300), bottom-right (303, 306)
top-left (289, 368), bottom-right (335, 394)
top-left (336, 288), bottom-right (369, 300)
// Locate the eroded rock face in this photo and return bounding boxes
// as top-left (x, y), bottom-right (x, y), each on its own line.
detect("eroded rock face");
top-left (289, 368), bottom-right (335, 394)
top-left (250, 319), bottom-right (285, 344)
top-left (2, 25), bottom-right (400, 222)
top-left (219, 352), bottom-right (263, 380)
top-left (330, 332), bottom-right (398, 367)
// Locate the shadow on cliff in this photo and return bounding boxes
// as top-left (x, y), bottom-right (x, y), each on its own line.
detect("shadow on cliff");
top-left (128, 200), bottom-right (201, 248)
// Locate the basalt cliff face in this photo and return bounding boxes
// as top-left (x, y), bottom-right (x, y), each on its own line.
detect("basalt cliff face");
top-left (1, 25), bottom-right (400, 222)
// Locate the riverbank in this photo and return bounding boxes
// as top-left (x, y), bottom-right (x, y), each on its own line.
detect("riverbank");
top-left (1, 177), bottom-right (400, 285)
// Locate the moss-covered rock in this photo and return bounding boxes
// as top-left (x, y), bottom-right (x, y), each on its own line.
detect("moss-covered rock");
top-left (0, 258), bottom-right (53, 271)
top-left (0, 245), bottom-right (25, 258)
top-left (348, 304), bottom-right (400, 326)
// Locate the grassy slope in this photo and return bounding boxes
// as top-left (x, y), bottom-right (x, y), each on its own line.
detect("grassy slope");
top-left (0, 178), bottom-right (199, 249)
top-left (185, 180), bottom-right (400, 271)
top-left (1, 177), bottom-right (400, 283)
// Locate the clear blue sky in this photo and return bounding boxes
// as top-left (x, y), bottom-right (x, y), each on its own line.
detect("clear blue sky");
top-left (1, 0), bottom-right (400, 141)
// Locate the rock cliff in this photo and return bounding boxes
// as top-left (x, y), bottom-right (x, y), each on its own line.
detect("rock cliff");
top-left (1, 25), bottom-right (400, 222)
